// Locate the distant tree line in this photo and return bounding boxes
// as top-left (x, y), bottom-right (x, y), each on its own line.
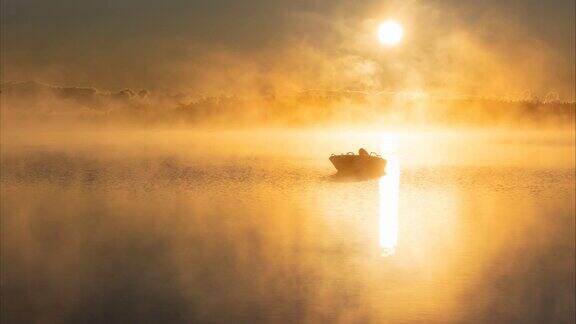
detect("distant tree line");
top-left (2, 81), bottom-right (574, 126)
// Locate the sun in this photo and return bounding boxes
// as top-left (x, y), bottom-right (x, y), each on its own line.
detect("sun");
top-left (378, 20), bottom-right (403, 46)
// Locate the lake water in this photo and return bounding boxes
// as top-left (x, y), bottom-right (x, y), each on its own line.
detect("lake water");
top-left (1, 127), bottom-right (574, 323)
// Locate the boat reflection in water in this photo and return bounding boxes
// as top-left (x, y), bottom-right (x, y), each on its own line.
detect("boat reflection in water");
top-left (379, 154), bottom-right (400, 256)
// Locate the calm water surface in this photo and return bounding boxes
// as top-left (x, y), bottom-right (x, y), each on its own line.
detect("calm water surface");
top-left (1, 127), bottom-right (574, 323)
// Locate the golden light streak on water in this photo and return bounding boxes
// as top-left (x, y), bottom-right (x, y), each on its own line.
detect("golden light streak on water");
top-left (379, 135), bottom-right (400, 256)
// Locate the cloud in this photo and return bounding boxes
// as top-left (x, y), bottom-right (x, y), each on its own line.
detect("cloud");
top-left (1, 0), bottom-right (574, 100)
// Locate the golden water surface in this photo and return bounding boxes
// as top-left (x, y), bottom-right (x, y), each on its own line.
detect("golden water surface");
top-left (1, 127), bottom-right (574, 323)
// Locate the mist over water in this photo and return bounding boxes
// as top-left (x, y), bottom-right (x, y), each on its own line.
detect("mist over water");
top-left (1, 125), bottom-right (574, 323)
top-left (2, 0), bottom-right (574, 321)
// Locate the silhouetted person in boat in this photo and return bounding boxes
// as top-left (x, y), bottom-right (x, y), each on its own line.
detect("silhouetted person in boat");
top-left (358, 148), bottom-right (369, 157)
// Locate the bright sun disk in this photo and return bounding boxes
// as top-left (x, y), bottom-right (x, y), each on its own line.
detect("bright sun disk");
top-left (378, 20), bottom-right (403, 46)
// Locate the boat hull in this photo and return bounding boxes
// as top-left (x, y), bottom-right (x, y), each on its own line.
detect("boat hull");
top-left (329, 155), bottom-right (386, 177)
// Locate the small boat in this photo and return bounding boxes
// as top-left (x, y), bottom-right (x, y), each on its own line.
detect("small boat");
top-left (329, 149), bottom-right (387, 177)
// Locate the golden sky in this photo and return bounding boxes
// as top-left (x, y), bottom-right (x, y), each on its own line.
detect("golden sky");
top-left (1, 0), bottom-right (575, 100)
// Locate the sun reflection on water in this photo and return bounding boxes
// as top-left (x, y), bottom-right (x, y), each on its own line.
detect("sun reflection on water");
top-left (379, 135), bottom-right (400, 256)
